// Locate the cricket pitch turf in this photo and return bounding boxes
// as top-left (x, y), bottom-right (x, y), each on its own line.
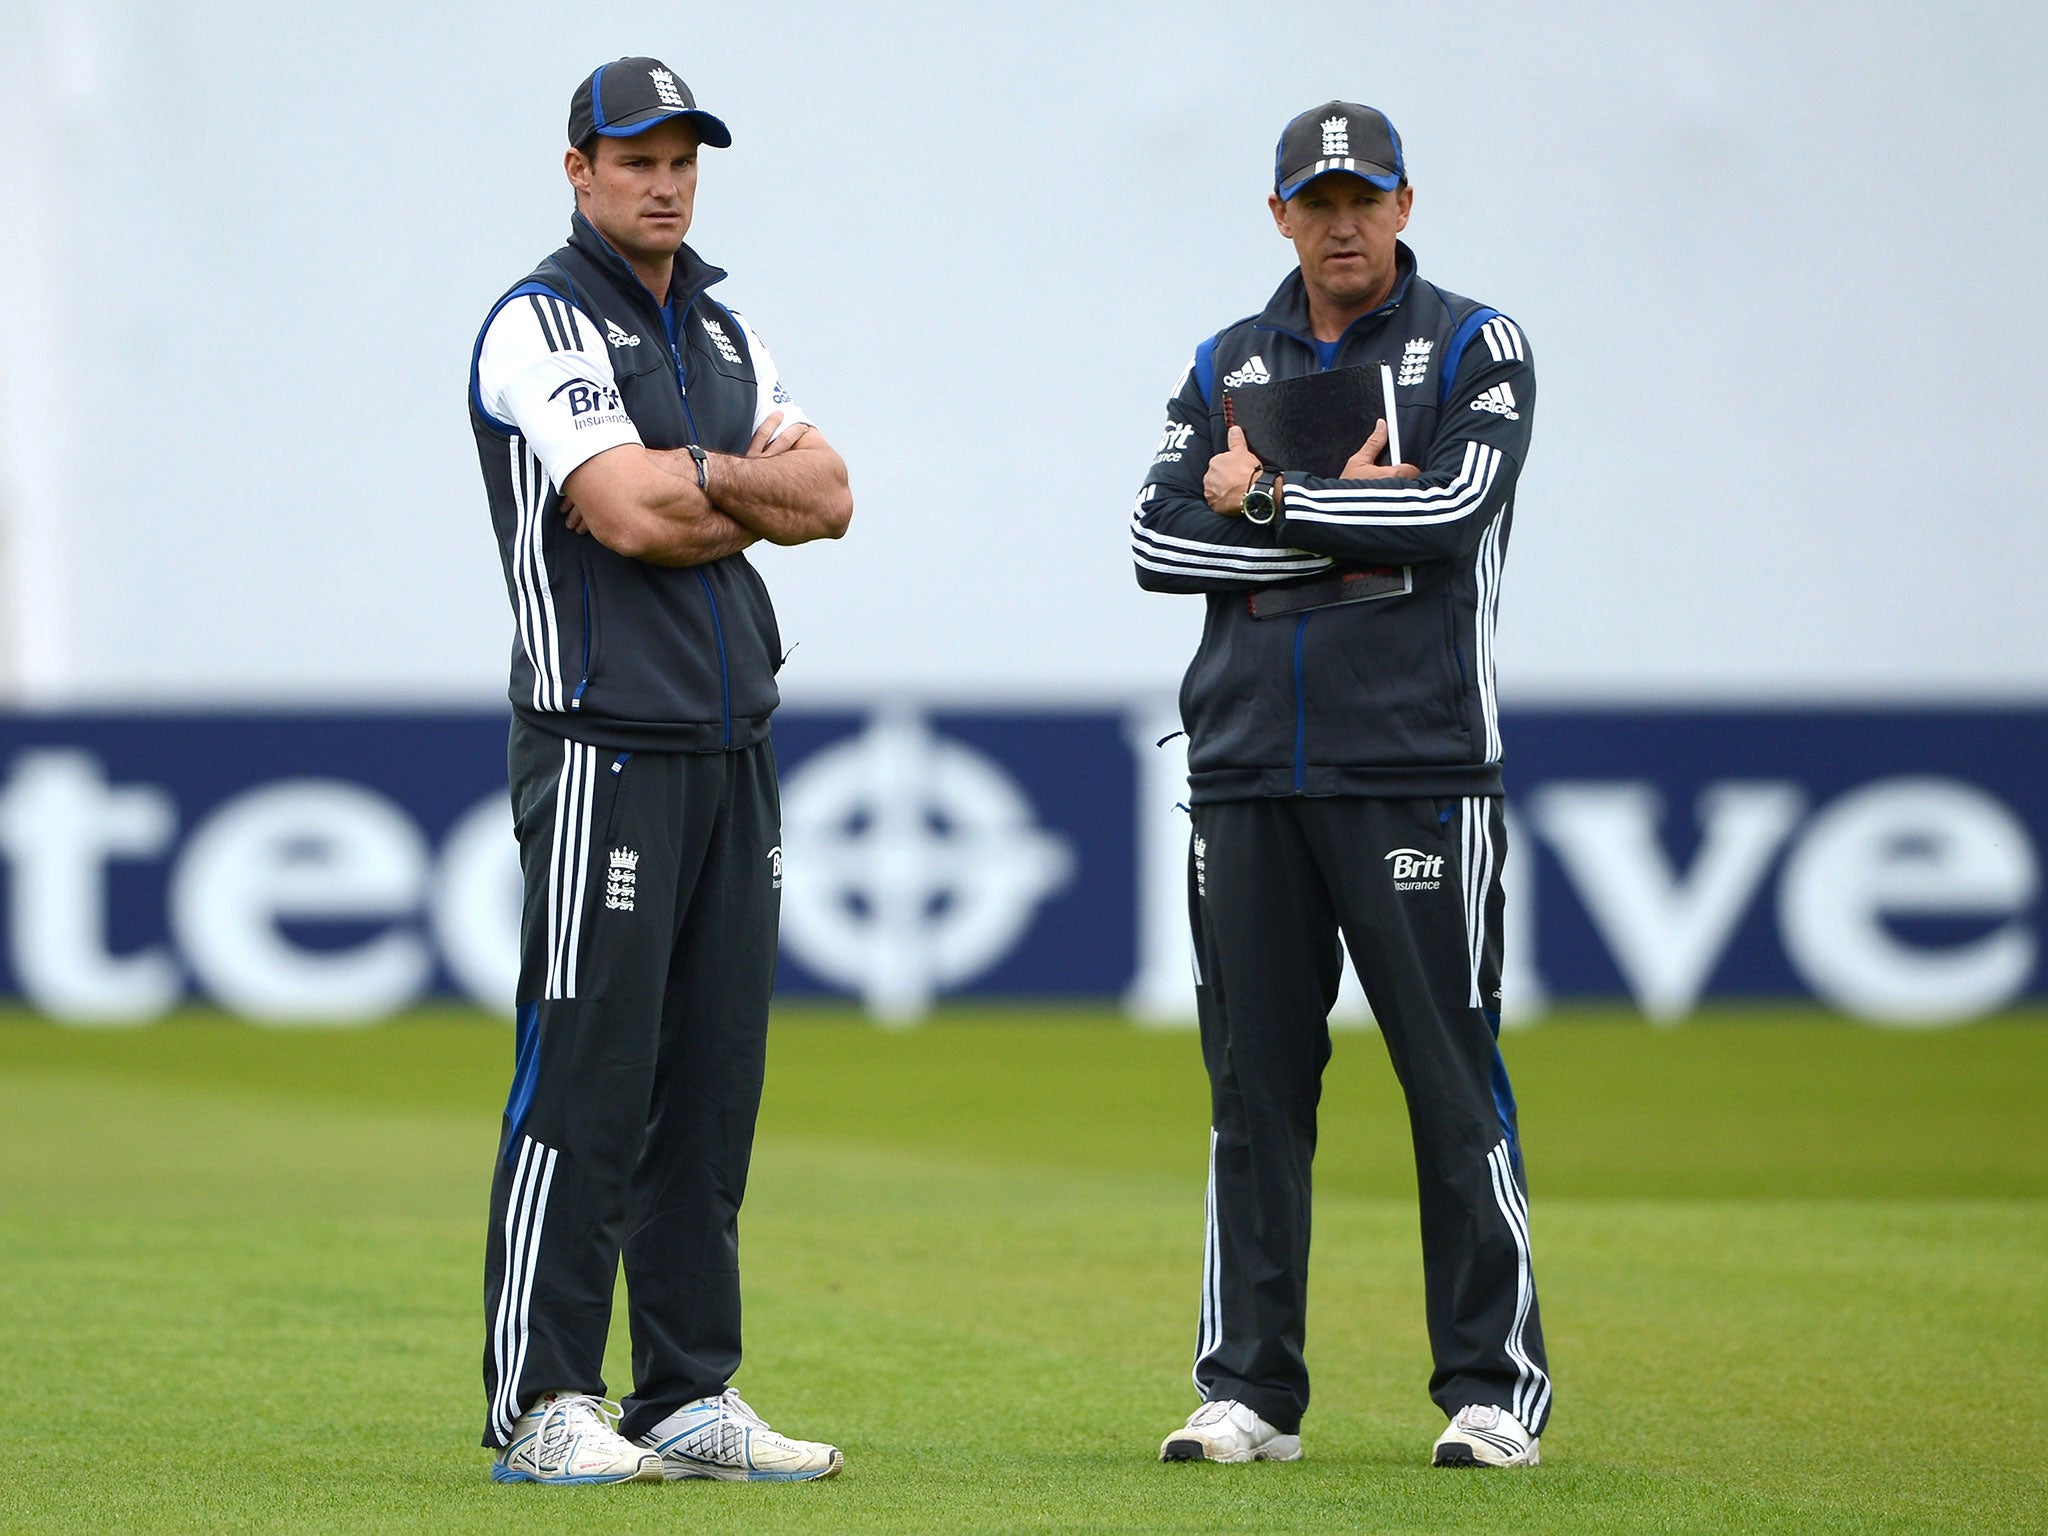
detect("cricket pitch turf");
top-left (2, 1007), bottom-right (2043, 1533)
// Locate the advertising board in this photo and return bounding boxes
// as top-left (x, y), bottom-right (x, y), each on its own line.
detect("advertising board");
top-left (0, 707), bottom-right (2036, 1026)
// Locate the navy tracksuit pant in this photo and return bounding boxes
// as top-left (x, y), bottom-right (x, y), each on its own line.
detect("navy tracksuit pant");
top-left (482, 718), bottom-right (782, 1448)
top-left (1187, 793), bottom-right (1551, 1437)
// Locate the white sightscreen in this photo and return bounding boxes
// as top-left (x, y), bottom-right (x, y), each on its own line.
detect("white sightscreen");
top-left (0, 0), bottom-right (2041, 705)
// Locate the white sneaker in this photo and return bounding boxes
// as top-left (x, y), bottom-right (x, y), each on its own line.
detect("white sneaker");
top-left (1159, 1399), bottom-right (1302, 1463)
top-left (1432, 1403), bottom-right (1541, 1467)
top-left (639, 1388), bottom-right (843, 1482)
top-left (491, 1392), bottom-right (663, 1484)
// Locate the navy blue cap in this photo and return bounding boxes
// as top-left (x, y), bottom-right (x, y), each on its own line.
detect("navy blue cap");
top-left (568, 58), bottom-right (732, 149)
top-left (1274, 102), bottom-right (1403, 200)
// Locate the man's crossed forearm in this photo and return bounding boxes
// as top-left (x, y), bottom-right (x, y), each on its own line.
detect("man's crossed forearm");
top-left (561, 413), bottom-right (853, 567)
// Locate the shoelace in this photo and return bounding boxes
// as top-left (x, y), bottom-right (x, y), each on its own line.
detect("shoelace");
top-left (718, 1389), bottom-right (770, 1429)
top-left (533, 1394), bottom-right (626, 1466)
top-left (1187, 1400), bottom-right (1236, 1427)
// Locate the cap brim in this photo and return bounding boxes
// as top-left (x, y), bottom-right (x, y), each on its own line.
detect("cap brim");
top-left (597, 108), bottom-right (733, 149)
top-left (1277, 161), bottom-right (1401, 200)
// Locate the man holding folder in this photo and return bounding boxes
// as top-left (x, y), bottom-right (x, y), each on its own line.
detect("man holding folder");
top-left (1131, 101), bottom-right (1550, 1468)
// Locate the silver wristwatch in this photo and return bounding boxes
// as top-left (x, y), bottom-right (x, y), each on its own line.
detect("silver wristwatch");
top-left (1241, 469), bottom-right (1279, 525)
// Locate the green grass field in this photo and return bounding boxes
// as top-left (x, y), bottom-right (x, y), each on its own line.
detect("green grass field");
top-left (3, 1007), bottom-right (2044, 1534)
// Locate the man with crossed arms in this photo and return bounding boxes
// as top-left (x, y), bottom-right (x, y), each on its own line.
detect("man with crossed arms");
top-left (1134, 101), bottom-right (1551, 1469)
top-left (467, 55), bottom-right (850, 1485)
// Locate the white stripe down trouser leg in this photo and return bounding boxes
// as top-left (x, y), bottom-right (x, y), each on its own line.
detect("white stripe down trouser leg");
top-left (544, 740), bottom-right (599, 1001)
top-left (1193, 1128), bottom-right (1222, 1392)
top-left (1486, 1138), bottom-right (1550, 1431)
top-left (1457, 795), bottom-right (1549, 1432)
top-left (484, 727), bottom-right (604, 1445)
top-left (1459, 796), bottom-right (1498, 1009)
top-left (487, 1134), bottom-right (560, 1442)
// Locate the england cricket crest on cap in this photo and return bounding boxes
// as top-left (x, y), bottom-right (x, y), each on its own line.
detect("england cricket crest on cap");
top-left (649, 68), bottom-right (688, 110)
top-left (605, 846), bottom-right (640, 911)
top-left (1321, 115), bottom-right (1350, 156)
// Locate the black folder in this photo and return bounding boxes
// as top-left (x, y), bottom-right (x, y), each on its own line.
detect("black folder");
top-left (1226, 365), bottom-right (1386, 478)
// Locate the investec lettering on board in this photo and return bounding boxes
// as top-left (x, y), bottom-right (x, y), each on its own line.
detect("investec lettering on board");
top-left (0, 708), bottom-right (2037, 1025)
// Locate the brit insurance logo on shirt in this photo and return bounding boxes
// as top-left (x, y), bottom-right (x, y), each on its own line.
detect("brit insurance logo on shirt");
top-left (547, 376), bottom-right (631, 431)
top-left (1152, 420), bottom-right (1196, 465)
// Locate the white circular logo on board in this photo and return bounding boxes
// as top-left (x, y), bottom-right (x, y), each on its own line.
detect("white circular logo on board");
top-left (779, 709), bottom-right (1074, 1022)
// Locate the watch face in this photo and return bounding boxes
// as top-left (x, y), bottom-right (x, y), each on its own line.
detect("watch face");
top-left (1241, 489), bottom-right (1276, 524)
